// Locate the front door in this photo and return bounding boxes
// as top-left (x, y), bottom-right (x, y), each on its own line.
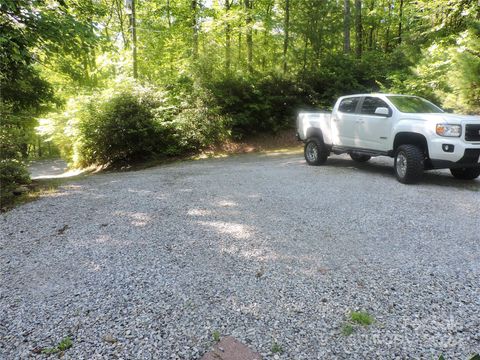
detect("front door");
top-left (356, 96), bottom-right (392, 151)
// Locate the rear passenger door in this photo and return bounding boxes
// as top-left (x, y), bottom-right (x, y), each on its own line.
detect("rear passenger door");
top-left (356, 96), bottom-right (392, 151)
top-left (332, 97), bottom-right (361, 147)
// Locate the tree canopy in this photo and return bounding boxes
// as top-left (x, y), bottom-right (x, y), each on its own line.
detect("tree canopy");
top-left (1, 0), bottom-right (479, 204)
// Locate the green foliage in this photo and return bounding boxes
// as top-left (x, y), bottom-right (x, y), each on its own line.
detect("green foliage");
top-left (41, 336), bottom-right (73, 354)
top-left (350, 311), bottom-right (374, 326)
top-left (445, 29), bottom-right (480, 113)
top-left (271, 341), bottom-right (284, 354)
top-left (341, 324), bottom-right (355, 336)
top-left (0, 103), bottom-right (32, 207)
top-left (39, 82), bottom-right (230, 167)
top-left (77, 90), bottom-right (159, 166)
top-left (212, 330), bottom-right (221, 342)
top-left (207, 74), bottom-right (307, 139)
top-left (0, 160), bottom-right (30, 208)
top-left (4, 0), bottom-right (480, 178)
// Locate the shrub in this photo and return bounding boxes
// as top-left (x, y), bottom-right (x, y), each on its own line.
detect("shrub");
top-left (46, 83), bottom-right (231, 167)
top-left (207, 74), bottom-right (304, 139)
top-left (76, 91), bottom-right (160, 166)
top-left (0, 105), bottom-right (32, 207)
top-left (0, 160), bottom-right (30, 208)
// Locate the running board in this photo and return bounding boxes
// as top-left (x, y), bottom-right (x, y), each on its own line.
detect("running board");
top-left (331, 146), bottom-right (391, 157)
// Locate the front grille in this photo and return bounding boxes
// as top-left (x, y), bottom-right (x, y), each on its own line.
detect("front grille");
top-left (458, 149), bottom-right (480, 164)
top-left (465, 124), bottom-right (480, 142)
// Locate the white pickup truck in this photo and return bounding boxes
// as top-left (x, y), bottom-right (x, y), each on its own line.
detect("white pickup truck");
top-left (296, 94), bottom-right (480, 183)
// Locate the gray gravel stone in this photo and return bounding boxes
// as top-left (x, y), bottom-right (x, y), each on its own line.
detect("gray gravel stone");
top-left (1, 152), bottom-right (479, 359)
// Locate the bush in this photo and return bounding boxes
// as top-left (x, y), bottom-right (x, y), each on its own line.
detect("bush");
top-left (207, 74), bottom-right (304, 139)
top-left (40, 83), bottom-right (230, 167)
top-left (0, 160), bottom-right (30, 208)
top-left (77, 91), bottom-right (159, 166)
top-left (0, 104), bottom-right (32, 207)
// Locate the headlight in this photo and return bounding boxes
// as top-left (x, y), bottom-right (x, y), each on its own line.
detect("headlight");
top-left (436, 124), bottom-right (461, 137)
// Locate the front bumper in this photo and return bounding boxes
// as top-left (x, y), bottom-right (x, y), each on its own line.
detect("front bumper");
top-left (429, 135), bottom-right (480, 169)
top-left (430, 149), bottom-right (480, 169)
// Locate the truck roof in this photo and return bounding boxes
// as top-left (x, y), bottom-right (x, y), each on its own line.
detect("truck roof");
top-left (339, 93), bottom-right (417, 98)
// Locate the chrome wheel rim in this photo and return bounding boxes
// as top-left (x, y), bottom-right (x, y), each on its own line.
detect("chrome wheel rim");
top-left (306, 142), bottom-right (318, 162)
top-left (396, 152), bottom-right (407, 178)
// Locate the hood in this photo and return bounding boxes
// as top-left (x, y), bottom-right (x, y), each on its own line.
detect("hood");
top-left (406, 113), bottom-right (480, 124)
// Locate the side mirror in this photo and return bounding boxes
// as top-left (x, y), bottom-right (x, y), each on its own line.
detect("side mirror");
top-left (374, 107), bottom-right (390, 116)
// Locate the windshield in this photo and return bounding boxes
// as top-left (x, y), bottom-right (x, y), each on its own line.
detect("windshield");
top-left (387, 96), bottom-right (444, 113)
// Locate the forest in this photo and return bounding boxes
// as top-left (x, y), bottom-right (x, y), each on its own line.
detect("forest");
top-left (1, 0), bottom-right (479, 204)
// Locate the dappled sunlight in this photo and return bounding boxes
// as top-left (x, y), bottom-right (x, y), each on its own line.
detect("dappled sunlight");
top-left (31, 168), bottom-right (84, 180)
top-left (127, 189), bottom-right (153, 195)
top-left (86, 260), bottom-right (102, 272)
top-left (197, 221), bottom-right (254, 240)
top-left (41, 190), bottom-right (75, 198)
top-left (114, 211), bottom-right (152, 227)
top-left (262, 148), bottom-right (303, 157)
top-left (216, 200), bottom-right (237, 207)
top-left (220, 244), bottom-right (267, 260)
top-left (95, 234), bottom-right (111, 244)
top-left (187, 208), bottom-right (212, 216)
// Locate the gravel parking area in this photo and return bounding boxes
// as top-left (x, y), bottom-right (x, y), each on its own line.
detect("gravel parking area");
top-left (1, 150), bottom-right (479, 359)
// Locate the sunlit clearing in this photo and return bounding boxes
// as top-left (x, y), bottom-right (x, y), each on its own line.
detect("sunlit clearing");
top-left (198, 221), bottom-right (253, 240)
top-left (115, 211), bottom-right (151, 227)
top-left (187, 209), bottom-right (212, 216)
top-left (31, 169), bottom-right (84, 180)
top-left (217, 200), bottom-right (237, 207)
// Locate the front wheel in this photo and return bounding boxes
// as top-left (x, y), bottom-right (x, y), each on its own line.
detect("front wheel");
top-left (394, 145), bottom-right (424, 184)
top-left (450, 167), bottom-right (480, 180)
top-left (304, 138), bottom-right (329, 165)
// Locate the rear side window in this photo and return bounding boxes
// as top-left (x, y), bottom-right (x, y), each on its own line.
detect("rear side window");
top-left (338, 98), bottom-right (360, 113)
top-left (361, 97), bottom-right (390, 115)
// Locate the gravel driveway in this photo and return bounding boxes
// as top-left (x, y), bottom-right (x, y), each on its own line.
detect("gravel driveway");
top-left (1, 150), bottom-right (479, 359)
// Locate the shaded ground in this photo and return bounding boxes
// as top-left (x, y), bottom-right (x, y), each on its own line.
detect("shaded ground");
top-left (2, 150), bottom-right (479, 359)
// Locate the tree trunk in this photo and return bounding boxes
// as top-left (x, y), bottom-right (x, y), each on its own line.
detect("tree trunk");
top-left (167, 0), bottom-right (174, 71)
top-left (302, 33), bottom-right (308, 74)
top-left (283, 0), bottom-right (290, 74)
top-left (384, 0), bottom-right (392, 52)
top-left (343, 0), bottom-right (351, 54)
top-left (368, 0), bottom-right (374, 50)
top-left (398, 0), bottom-right (403, 44)
top-left (355, 0), bottom-right (362, 58)
top-left (244, 0), bottom-right (253, 73)
top-left (261, 1), bottom-right (273, 70)
top-left (192, 0), bottom-right (198, 60)
top-left (238, 31), bottom-right (242, 69)
top-left (225, 0), bottom-right (231, 72)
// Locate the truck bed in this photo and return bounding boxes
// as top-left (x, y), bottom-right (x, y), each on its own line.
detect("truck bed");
top-left (296, 112), bottom-right (332, 144)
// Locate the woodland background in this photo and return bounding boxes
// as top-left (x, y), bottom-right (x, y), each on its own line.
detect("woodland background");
top-left (1, 0), bottom-right (479, 203)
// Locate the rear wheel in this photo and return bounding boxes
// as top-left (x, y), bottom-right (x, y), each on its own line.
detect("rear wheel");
top-left (350, 152), bottom-right (371, 162)
top-left (450, 167), bottom-right (480, 180)
top-left (394, 145), bottom-right (424, 184)
top-left (304, 138), bottom-right (329, 165)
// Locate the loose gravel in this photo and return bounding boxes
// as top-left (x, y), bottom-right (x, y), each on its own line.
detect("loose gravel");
top-left (1, 151), bottom-right (479, 359)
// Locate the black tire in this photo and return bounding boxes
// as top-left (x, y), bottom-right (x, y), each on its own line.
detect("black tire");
top-left (350, 152), bottom-right (371, 162)
top-left (450, 167), bottom-right (480, 180)
top-left (394, 145), bottom-right (424, 184)
top-left (304, 138), bottom-right (329, 165)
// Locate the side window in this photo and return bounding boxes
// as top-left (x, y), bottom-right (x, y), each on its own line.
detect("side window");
top-left (338, 97), bottom-right (360, 113)
top-left (361, 97), bottom-right (390, 115)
